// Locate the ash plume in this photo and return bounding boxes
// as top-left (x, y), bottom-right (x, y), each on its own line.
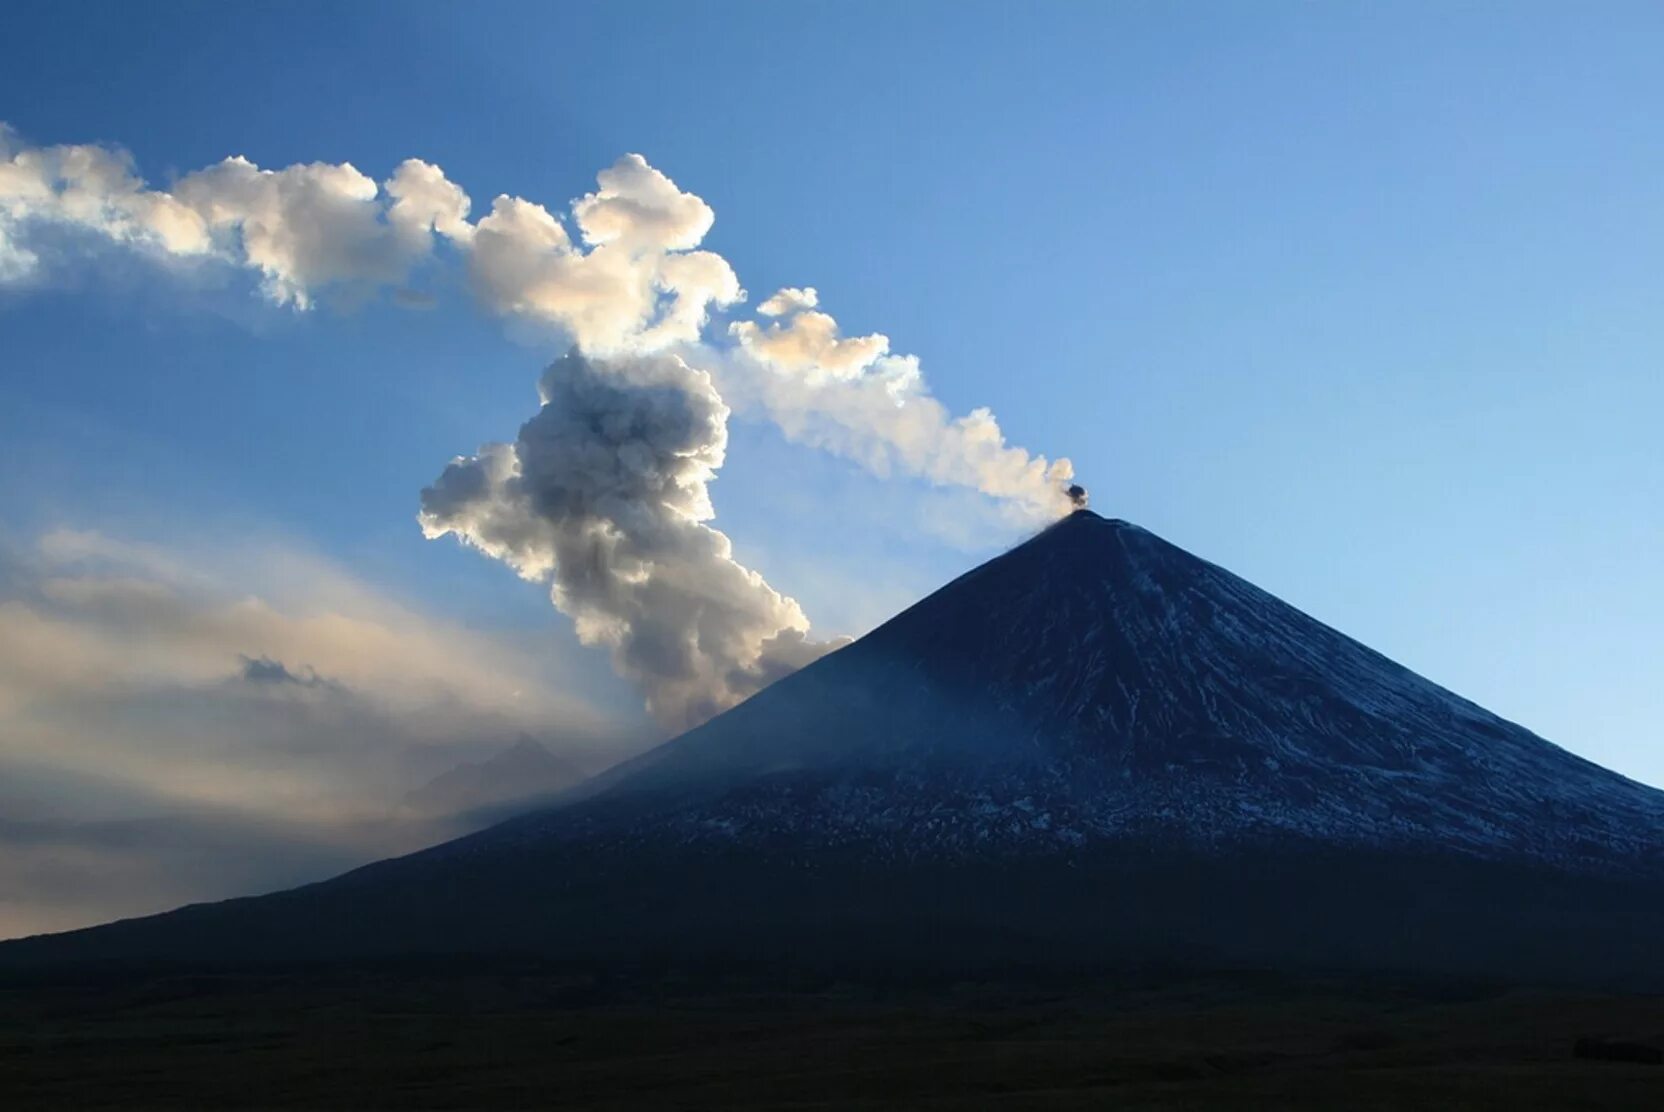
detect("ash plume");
top-left (464, 153), bottom-right (741, 353)
top-left (0, 124), bottom-right (469, 305)
top-left (4, 121), bottom-right (1079, 724)
top-left (420, 350), bottom-right (844, 731)
top-left (3, 124), bottom-right (1072, 521)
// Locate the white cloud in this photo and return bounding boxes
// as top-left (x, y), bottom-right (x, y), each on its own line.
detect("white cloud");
top-left (0, 126), bottom-right (213, 281)
top-left (756, 286), bottom-right (819, 317)
top-left (465, 154), bottom-right (742, 352)
top-left (730, 306), bottom-right (891, 380)
top-left (0, 125), bottom-right (470, 309)
top-left (572, 153), bottom-right (715, 251)
top-left (170, 155), bottom-right (461, 308)
top-left (386, 157), bottom-right (475, 245)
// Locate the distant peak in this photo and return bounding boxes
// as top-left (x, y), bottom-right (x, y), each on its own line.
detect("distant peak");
top-left (507, 735), bottom-right (551, 757)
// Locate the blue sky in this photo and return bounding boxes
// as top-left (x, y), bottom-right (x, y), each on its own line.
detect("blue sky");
top-left (3, 0), bottom-right (1661, 799)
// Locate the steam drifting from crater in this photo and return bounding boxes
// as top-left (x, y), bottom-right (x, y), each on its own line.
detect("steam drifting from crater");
top-left (725, 288), bottom-right (1076, 522)
top-left (2, 122), bottom-right (1077, 726)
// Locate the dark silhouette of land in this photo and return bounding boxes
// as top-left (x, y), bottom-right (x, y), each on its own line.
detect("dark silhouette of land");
top-left (3, 964), bottom-right (1661, 1109)
top-left (7, 512), bottom-right (1664, 1105)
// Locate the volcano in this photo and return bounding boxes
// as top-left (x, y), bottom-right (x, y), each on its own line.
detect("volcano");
top-left (7, 512), bottom-right (1664, 984)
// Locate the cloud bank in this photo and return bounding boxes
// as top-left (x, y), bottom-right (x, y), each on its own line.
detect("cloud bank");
top-left (0, 526), bottom-right (627, 812)
top-left (0, 525), bottom-right (639, 938)
top-left (2, 122), bottom-right (1076, 727)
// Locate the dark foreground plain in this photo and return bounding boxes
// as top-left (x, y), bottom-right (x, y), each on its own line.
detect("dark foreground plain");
top-left (3, 964), bottom-right (1662, 1109)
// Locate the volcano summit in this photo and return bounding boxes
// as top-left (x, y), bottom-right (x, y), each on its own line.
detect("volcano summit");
top-left (7, 512), bottom-right (1663, 984)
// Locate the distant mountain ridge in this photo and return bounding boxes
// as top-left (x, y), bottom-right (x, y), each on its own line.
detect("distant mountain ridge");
top-left (401, 735), bottom-right (586, 823)
top-left (6, 511), bottom-right (1663, 985)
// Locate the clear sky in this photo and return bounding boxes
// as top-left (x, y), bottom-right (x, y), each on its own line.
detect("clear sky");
top-left (2, 0), bottom-right (1660, 845)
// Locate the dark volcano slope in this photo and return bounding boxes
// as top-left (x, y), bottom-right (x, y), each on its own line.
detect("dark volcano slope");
top-left (6, 512), bottom-right (1664, 984)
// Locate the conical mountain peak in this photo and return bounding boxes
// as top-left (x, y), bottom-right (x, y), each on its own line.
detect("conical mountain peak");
top-left (8, 515), bottom-right (1664, 984)
top-left (514, 516), bottom-right (1664, 874)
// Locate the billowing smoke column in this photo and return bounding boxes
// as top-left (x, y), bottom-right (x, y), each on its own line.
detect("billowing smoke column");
top-left (2, 122), bottom-right (1079, 728)
top-left (420, 350), bottom-right (842, 731)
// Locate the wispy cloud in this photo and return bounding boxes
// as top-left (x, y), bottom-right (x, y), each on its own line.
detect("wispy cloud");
top-left (0, 523), bottom-right (645, 938)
